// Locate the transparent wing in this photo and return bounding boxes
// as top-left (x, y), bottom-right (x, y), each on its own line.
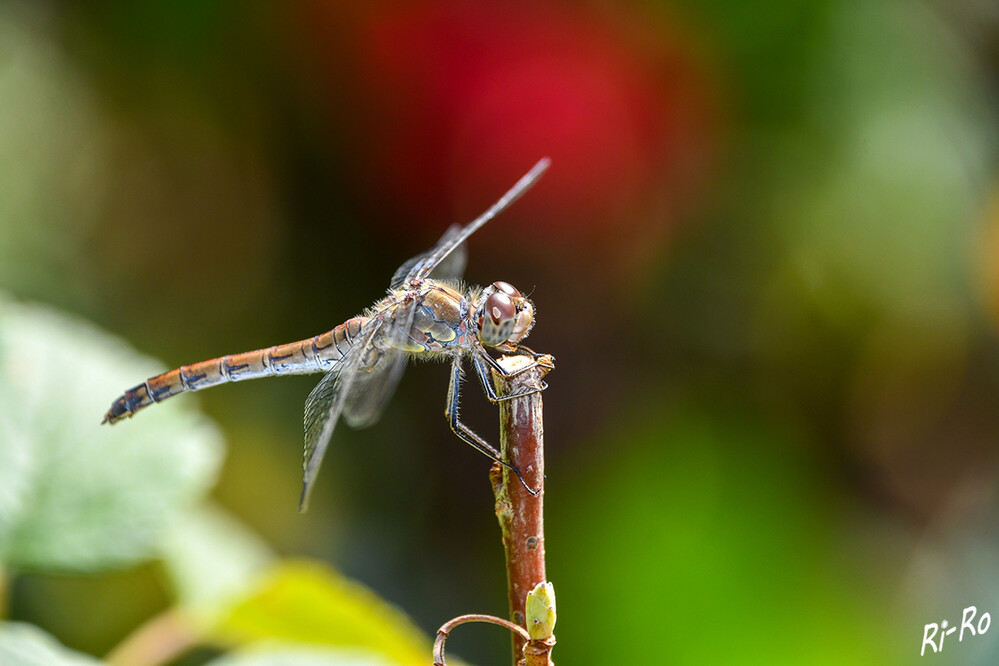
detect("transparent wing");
top-left (302, 366), bottom-right (341, 478)
top-left (389, 224), bottom-right (468, 290)
top-left (341, 296), bottom-right (419, 429)
top-left (300, 317), bottom-right (384, 511)
top-left (400, 158), bottom-right (550, 285)
top-left (300, 157), bottom-right (550, 511)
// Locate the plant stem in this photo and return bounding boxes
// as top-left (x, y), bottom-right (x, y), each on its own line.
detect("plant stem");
top-left (433, 614), bottom-right (530, 666)
top-left (0, 567), bottom-right (8, 621)
top-left (490, 353), bottom-right (553, 664)
top-left (105, 608), bottom-right (198, 666)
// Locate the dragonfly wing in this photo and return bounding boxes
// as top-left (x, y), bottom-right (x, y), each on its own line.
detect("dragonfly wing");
top-left (432, 233), bottom-right (468, 281)
top-left (300, 317), bottom-right (383, 511)
top-left (341, 296), bottom-right (419, 428)
top-left (389, 224), bottom-right (468, 289)
top-left (402, 158), bottom-right (551, 285)
top-left (302, 366), bottom-right (341, 476)
top-left (301, 158), bottom-right (550, 510)
top-left (341, 348), bottom-right (408, 428)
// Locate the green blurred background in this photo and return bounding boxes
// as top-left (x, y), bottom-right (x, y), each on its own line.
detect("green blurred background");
top-left (2, 0), bottom-right (999, 664)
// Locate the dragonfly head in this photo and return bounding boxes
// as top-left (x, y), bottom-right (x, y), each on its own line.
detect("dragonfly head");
top-left (476, 281), bottom-right (535, 348)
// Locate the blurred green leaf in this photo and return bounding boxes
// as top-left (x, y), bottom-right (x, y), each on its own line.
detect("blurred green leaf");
top-left (0, 622), bottom-right (107, 665)
top-left (159, 503), bottom-right (275, 622)
top-left (549, 394), bottom-right (903, 665)
top-left (208, 645), bottom-right (397, 666)
top-left (212, 561), bottom-right (430, 666)
top-left (0, 294), bottom-right (225, 572)
top-left (0, 7), bottom-right (109, 303)
top-left (768, 0), bottom-right (990, 326)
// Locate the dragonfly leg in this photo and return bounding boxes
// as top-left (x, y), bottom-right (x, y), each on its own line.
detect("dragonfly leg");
top-left (446, 359), bottom-right (539, 496)
top-left (511, 344), bottom-right (555, 369)
top-left (472, 351), bottom-right (548, 404)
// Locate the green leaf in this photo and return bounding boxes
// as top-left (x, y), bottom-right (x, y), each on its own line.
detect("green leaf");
top-left (208, 645), bottom-right (397, 666)
top-left (0, 622), bottom-right (107, 666)
top-left (212, 561), bottom-right (430, 666)
top-left (0, 295), bottom-right (225, 572)
top-left (159, 503), bottom-right (275, 621)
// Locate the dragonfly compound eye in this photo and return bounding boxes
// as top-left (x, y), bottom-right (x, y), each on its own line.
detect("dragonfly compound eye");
top-left (493, 281), bottom-right (521, 298)
top-left (479, 291), bottom-right (517, 346)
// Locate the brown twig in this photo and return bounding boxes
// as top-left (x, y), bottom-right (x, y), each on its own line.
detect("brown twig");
top-left (522, 635), bottom-right (558, 666)
top-left (433, 614), bottom-right (530, 666)
top-left (490, 353), bottom-right (554, 663)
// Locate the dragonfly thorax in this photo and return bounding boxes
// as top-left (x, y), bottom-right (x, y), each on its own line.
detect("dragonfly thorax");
top-left (475, 281), bottom-right (534, 348)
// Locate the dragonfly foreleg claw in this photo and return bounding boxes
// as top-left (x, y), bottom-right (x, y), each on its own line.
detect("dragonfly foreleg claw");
top-left (471, 351), bottom-right (550, 405)
top-left (506, 344), bottom-right (555, 369)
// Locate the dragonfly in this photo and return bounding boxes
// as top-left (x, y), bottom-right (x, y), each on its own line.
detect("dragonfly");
top-left (104, 157), bottom-right (552, 511)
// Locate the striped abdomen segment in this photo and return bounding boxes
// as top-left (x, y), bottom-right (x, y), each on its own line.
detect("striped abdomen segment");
top-left (102, 317), bottom-right (368, 424)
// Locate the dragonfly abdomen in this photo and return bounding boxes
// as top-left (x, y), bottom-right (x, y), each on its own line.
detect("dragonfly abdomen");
top-left (102, 316), bottom-right (368, 425)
